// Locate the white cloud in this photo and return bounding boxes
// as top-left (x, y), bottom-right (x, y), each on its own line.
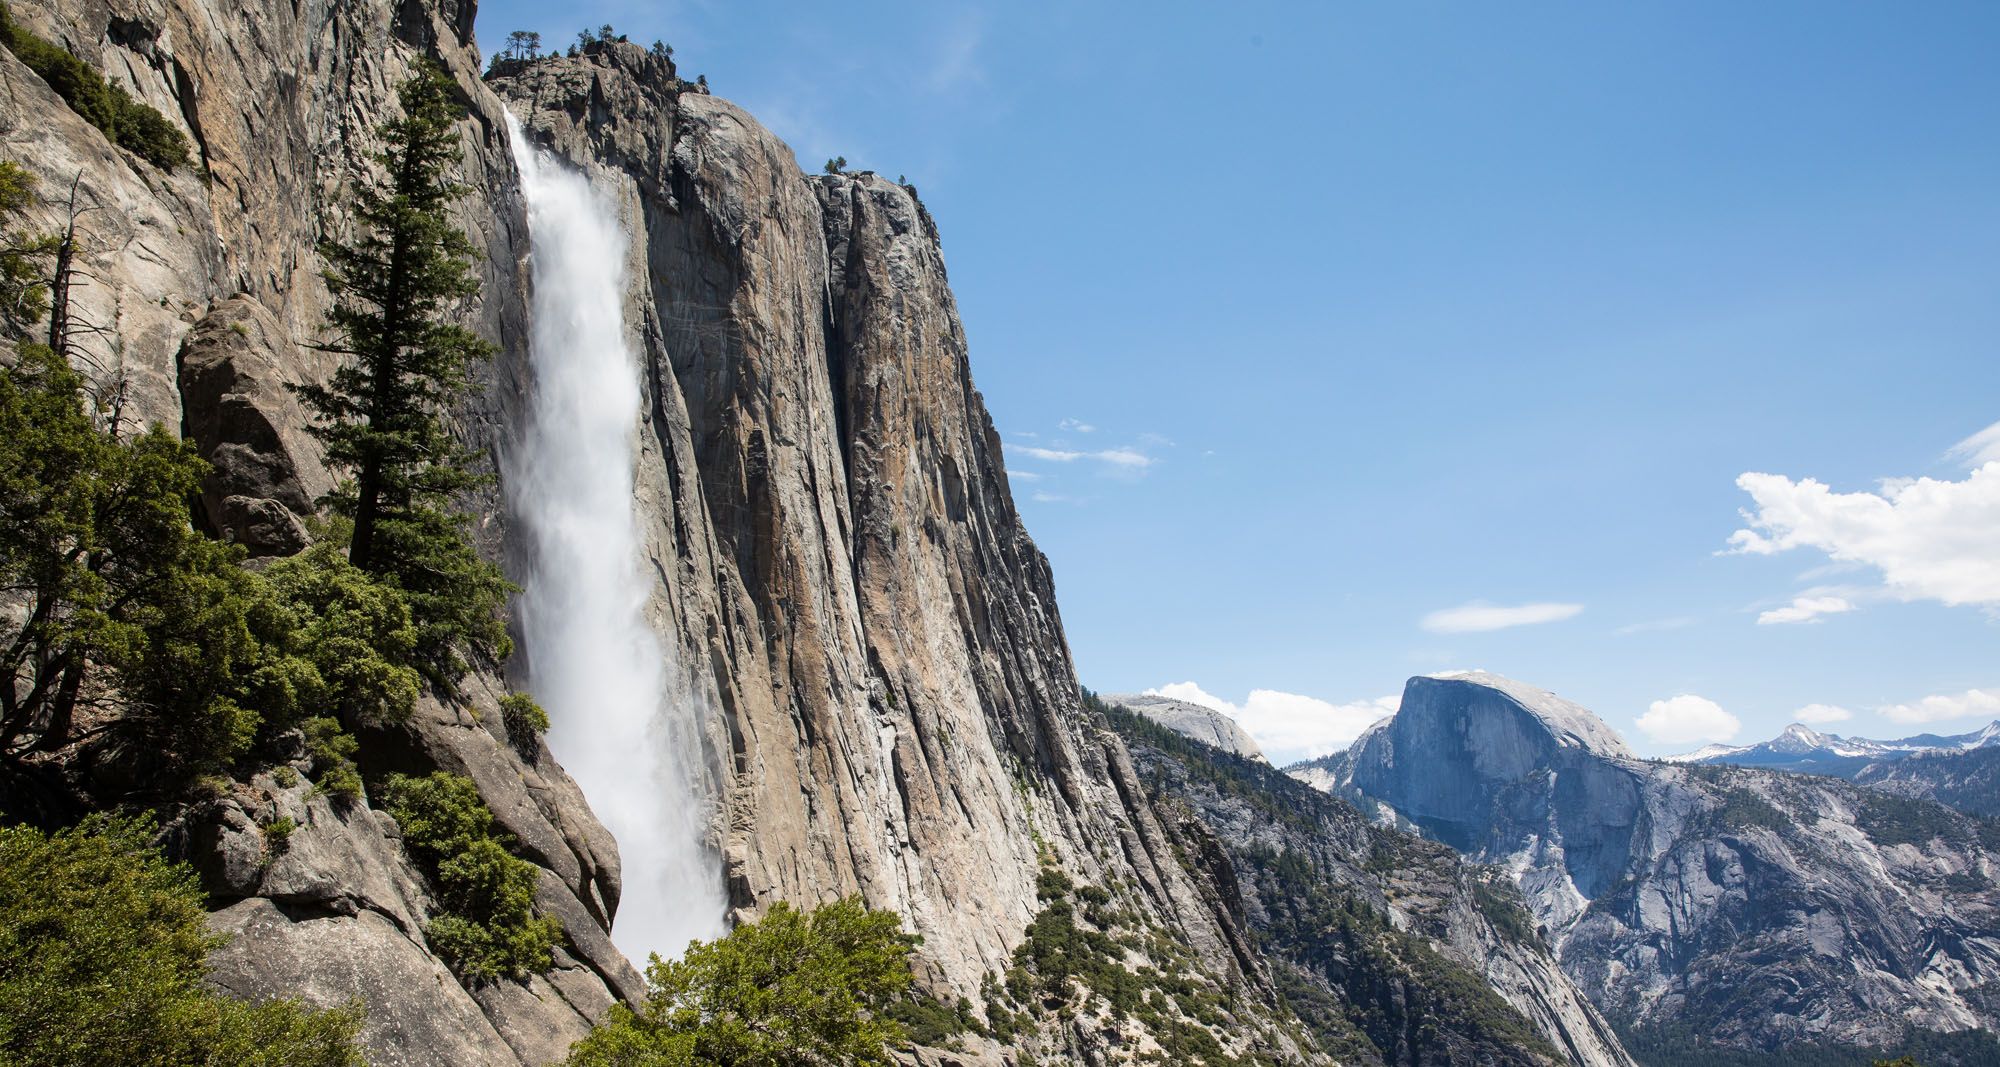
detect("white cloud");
top-left (1058, 418), bottom-right (1096, 434)
top-left (1726, 465), bottom-right (2000, 609)
top-left (1143, 682), bottom-right (1398, 765)
top-left (1947, 420), bottom-right (2000, 468)
top-left (1014, 443), bottom-right (1156, 473)
top-left (1756, 595), bottom-right (1855, 625)
top-left (1794, 703), bottom-right (1853, 724)
top-left (1420, 601), bottom-right (1584, 634)
top-left (1636, 694), bottom-right (1742, 745)
top-left (1879, 687), bottom-right (2000, 725)
top-left (1005, 469), bottom-right (1042, 482)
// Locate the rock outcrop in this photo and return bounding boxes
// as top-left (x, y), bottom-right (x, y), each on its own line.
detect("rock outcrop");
top-left (1105, 692), bottom-right (1266, 761)
top-left (1301, 672), bottom-right (2000, 1053)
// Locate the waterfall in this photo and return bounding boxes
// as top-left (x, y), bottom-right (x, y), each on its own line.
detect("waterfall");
top-left (504, 112), bottom-right (728, 963)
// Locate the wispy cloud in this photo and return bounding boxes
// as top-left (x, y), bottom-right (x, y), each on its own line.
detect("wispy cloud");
top-left (1420, 601), bottom-right (1583, 635)
top-left (922, 9), bottom-right (987, 95)
top-left (1756, 595), bottom-right (1855, 625)
top-left (1014, 444), bottom-right (1155, 471)
top-left (1005, 469), bottom-right (1042, 482)
top-left (1947, 419), bottom-right (2000, 468)
top-left (1058, 418), bottom-right (1096, 434)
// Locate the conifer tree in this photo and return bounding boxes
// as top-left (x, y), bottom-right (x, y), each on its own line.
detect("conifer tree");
top-left (298, 63), bottom-right (509, 686)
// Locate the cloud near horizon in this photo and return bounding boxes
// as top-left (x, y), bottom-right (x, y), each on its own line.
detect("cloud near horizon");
top-left (1794, 703), bottom-right (1854, 724)
top-left (1879, 687), bottom-right (2000, 725)
top-left (1636, 694), bottom-right (1742, 744)
top-left (1144, 682), bottom-right (1398, 765)
top-left (1420, 601), bottom-right (1584, 634)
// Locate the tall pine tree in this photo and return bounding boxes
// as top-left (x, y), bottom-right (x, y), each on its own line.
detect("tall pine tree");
top-left (298, 64), bottom-right (508, 687)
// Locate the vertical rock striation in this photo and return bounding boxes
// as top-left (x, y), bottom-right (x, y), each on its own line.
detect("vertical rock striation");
top-left (489, 49), bottom-right (1297, 1049)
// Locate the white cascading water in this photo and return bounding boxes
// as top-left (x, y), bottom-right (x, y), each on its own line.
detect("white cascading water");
top-left (504, 112), bottom-right (728, 962)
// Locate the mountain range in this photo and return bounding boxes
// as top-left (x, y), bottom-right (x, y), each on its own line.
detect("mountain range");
top-left (1289, 672), bottom-right (2000, 1059)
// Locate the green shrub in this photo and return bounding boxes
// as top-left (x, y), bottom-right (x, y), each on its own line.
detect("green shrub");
top-left (499, 692), bottom-right (548, 750)
top-left (261, 815), bottom-right (297, 856)
top-left (384, 772), bottom-right (559, 984)
top-left (303, 717), bottom-right (362, 801)
top-left (564, 897), bottom-right (915, 1067)
top-left (0, 815), bottom-right (366, 1065)
top-left (0, 4), bottom-right (191, 170)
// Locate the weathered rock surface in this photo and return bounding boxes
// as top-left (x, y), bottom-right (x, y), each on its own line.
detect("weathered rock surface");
top-left (175, 295), bottom-right (332, 554)
top-left (1301, 672), bottom-right (2000, 1052)
top-left (487, 48), bottom-right (1323, 1064)
top-left (1106, 692), bottom-right (1266, 761)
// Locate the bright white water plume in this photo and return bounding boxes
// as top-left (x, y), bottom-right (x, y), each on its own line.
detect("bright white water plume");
top-left (504, 112), bottom-right (727, 961)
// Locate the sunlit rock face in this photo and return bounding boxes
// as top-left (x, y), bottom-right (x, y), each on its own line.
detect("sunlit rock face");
top-left (1303, 671), bottom-right (2000, 1051)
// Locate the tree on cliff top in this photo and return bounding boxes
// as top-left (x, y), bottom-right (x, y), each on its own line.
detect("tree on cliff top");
top-left (297, 63), bottom-right (508, 688)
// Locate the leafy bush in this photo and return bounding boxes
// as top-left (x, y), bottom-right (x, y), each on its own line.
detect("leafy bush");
top-left (0, 4), bottom-right (190, 170)
top-left (0, 815), bottom-right (366, 1065)
top-left (383, 772), bottom-right (558, 984)
top-left (302, 717), bottom-right (362, 801)
top-left (499, 692), bottom-right (548, 751)
top-left (564, 897), bottom-right (915, 1066)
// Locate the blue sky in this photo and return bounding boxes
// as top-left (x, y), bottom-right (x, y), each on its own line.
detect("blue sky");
top-left (477, 1), bottom-right (2000, 762)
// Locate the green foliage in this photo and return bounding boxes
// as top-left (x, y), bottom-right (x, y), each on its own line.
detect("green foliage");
top-left (383, 772), bottom-right (558, 984)
top-left (0, 354), bottom-right (405, 795)
top-left (302, 717), bottom-right (361, 801)
top-left (261, 815), bottom-right (296, 856)
top-left (499, 692), bottom-right (548, 751)
top-left (1704, 787), bottom-right (1791, 834)
top-left (824, 155), bottom-right (848, 174)
top-left (1471, 875), bottom-right (1542, 947)
top-left (297, 64), bottom-right (509, 691)
top-left (0, 4), bottom-right (190, 170)
top-left (1246, 846), bottom-right (1559, 1065)
top-left (1855, 792), bottom-right (1959, 848)
top-left (0, 814), bottom-right (367, 1066)
top-left (564, 896), bottom-right (916, 1067)
top-left (0, 161), bottom-right (55, 335)
top-left (261, 541), bottom-right (421, 727)
top-left (0, 345), bottom-right (268, 775)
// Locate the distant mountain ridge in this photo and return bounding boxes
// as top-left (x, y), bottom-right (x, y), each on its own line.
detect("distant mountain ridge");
top-left (1292, 672), bottom-right (2000, 1056)
top-left (1674, 720), bottom-right (2000, 776)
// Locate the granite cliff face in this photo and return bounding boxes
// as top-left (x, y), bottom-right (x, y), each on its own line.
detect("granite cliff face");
top-left (485, 50), bottom-right (1311, 1056)
top-left (1302, 672), bottom-right (2000, 1053)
